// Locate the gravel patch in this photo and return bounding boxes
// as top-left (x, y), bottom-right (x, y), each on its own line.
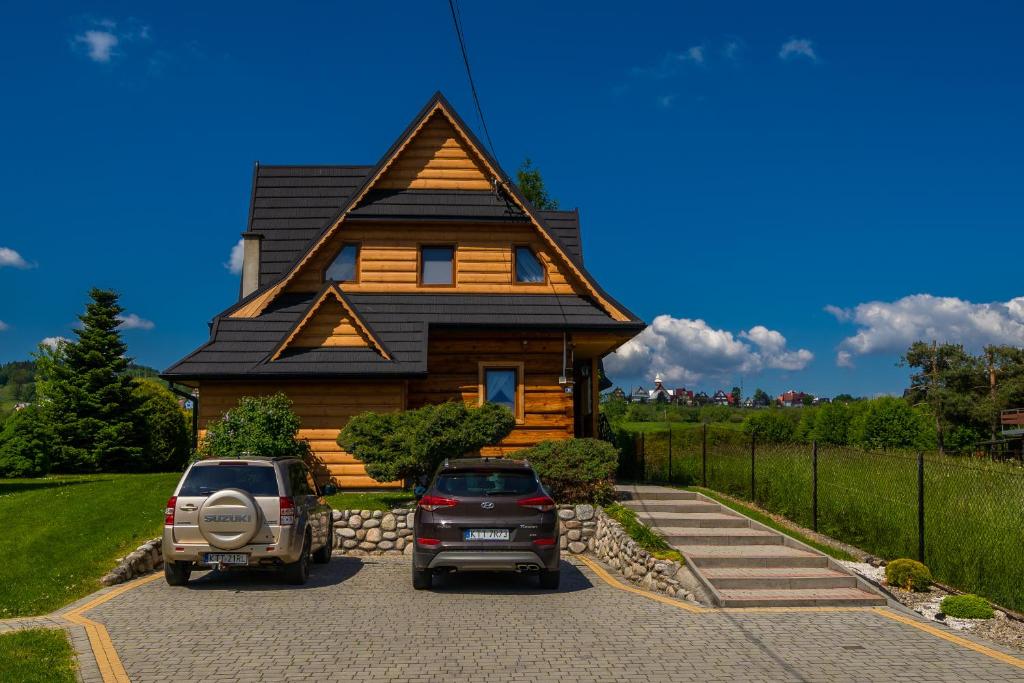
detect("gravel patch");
top-left (841, 560), bottom-right (1024, 653)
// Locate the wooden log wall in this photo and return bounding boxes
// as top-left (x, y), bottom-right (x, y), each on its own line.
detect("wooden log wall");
top-left (376, 112), bottom-right (492, 191)
top-left (196, 380), bottom-right (405, 489)
top-left (286, 222), bottom-right (578, 294)
top-left (407, 330), bottom-right (574, 455)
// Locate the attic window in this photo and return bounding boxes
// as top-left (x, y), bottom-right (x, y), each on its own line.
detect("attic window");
top-left (325, 244), bottom-right (359, 282)
top-left (514, 246), bottom-right (545, 284)
top-left (419, 246), bottom-right (455, 286)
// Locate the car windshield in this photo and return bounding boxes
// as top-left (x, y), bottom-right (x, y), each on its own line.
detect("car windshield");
top-left (179, 464), bottom-right (279, 497)
top-left (435, 470), bottom-right (537, 496)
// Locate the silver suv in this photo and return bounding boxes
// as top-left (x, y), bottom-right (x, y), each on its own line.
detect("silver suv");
top-left (163, 457), bottom-right (333, 586)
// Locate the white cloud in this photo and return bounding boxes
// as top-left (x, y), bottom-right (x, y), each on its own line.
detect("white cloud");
top-left (829, 294), bottom-right (1024, 366)
top-left (605, 315), bottom-right (813, 385)
top-left (0, 320), bottom-right (8, 332)
top-left (0, 247), bottom-right (32, 269)
top-left (226, 238), bottom-right (244, 275)
top-left (73, 19), bottom-right (151, 64)
top-left (683, 45), bottom-right (705, 64)
top-left (76, 29), bottom-right (119, 62)
top-left (657, 94), bottom-right (678, 108)
top-left (117, 313), bottom-right (155, 330)
top-left (41, 336), bottom-right (70, 350)
top-left (723, 40), bottom-right (741, 61)
top-left (779, 38), bottom-right (818, 61)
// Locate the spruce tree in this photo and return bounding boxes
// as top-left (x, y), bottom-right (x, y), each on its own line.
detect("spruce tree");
top-left (37, 288), bottom-right (144, 472)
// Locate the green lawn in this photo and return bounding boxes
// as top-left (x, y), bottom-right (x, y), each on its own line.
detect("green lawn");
top-left (325, 490), bottom-right (415, 511)
top-left (0, 629), bottom-right (77, 683)
top-left (0, 472), bottom-right (181, 618)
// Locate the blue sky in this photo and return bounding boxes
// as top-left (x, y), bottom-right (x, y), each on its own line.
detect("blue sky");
top-left (1, 1), bottom-right (1022, 397)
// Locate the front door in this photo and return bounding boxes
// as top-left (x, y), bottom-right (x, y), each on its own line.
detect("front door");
top-left (572, 359), bottom-right (594, 437)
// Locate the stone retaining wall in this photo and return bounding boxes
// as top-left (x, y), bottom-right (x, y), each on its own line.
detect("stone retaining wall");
top-left (101, 538), bottom-right (163, 586)
top-left (332, 504), bottom-right (598, 555)
top-left (592, 510), bottom-right (707, 603)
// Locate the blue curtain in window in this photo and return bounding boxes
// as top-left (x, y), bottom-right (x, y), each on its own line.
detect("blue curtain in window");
top-left (515, 246), bottom-right (544, 283)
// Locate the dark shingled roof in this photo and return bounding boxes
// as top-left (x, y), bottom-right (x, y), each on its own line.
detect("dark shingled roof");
top-left (164, 293), bottom-right (641, 379)
top-left (249, 166), bottom-right (371, 287)
top-left (247, 165), bottom-right (584, 286)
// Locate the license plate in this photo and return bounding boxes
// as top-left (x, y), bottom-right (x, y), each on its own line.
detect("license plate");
top-left (203, 553), bottom-right (249, 566)
top-left (464, 529), bottom-right (510, 541)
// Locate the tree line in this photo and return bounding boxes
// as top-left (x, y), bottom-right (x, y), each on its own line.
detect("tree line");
top-left (0, 289), bottom-right (190, 477)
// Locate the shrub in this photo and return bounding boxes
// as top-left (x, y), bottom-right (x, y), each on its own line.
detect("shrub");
top-left (339, 401), bottom-right (515, 484)
top-left (742, 410), bottom-right (796, 443)
top-left (199, 393), bottom-right (311, 461)
top-left (0, 407), bottom-right (52, 477)
top-left (855, 397), bottom-right (928, 451)
top-left (940, 594), bottom-right (994, 619)
top-left (812, 402), bottom-right (853, 445)
top-left (516, 437), bottom-right (618, 504)
top-left (885, 558), bottom-right (933, 591)
top-left (698, 405), bottom-right (732, 424)
top-left (603, 503), bottom-right (683, 562)
top-left (132, 379), bottom-right (191, 472)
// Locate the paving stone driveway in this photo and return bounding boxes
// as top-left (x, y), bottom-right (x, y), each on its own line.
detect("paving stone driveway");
top-left (88, 556), bottom-right (1024, 682)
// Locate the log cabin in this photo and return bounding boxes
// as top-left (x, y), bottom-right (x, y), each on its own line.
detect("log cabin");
top-left (163, 92), bottom-right (644, 488)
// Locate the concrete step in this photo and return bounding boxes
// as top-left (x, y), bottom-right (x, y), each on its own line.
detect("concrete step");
top-left (716, 587), bottom-right (887, 608)
top-left (636, 512), bottom-right (749, 529)
top-left (658, 528), bottom-right (782, 546)
top-left (701, 567), bottom-right (858, 590)
top-left (681, 544), bottom-right (830, 569)
top-left (622, 500), bottom-right (720, 514)
top-left (615, 485), bottom-right (697, 501)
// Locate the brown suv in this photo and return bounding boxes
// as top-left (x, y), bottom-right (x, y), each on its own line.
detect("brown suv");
top-left (162, 457), bottom-right (333, 586)
top-left (412, 458), bottom-right (560, 590)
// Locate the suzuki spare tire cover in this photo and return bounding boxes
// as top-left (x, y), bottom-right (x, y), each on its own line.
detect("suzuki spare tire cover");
top-left (198, 488), bottom-right (261, 550)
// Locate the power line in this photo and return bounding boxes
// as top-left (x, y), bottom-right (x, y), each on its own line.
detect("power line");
top-left (447, 0), bottom-right (497, 160)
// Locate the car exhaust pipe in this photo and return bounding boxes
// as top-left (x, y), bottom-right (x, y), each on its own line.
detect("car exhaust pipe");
top-left (516, 563), bottom-right (541, 572)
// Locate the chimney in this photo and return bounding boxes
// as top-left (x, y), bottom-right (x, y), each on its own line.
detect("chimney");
top-left (241, 232), bottom-right (263, 299)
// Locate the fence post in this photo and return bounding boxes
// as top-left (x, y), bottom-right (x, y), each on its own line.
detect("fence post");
top-left (701, 423), bottom-right (707, 487)
top-left (812, 440), bottom-right (818, 532)
top-left (750, 434), bottom-right (756, 503)
top-left (640, 432), bottom-right (646, 483)
top-left (667, 426), bottom-right (673, 483)
top-left (917, 451), bottom-right (925, 563)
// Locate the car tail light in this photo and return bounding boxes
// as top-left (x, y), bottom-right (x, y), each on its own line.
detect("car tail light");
top-left (164, 496), bottom-right (177, 525)
top-left (532, 537), bottom-right (557, 546)
top-left (279, 496), bottom-right (296, 525)
top-left (517, 495), bottom-right (556, 512)
top-left (418, 495), bottom-right (457, 512)
top-left (416, 537), bottom-right (441, 547)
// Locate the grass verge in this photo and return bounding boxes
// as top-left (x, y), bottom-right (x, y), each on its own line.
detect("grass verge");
top-left (325, 490), bottom-right (415, 512)
top-left (603, 503), bottom-right (683, 563)
top-left (687, 487), bottom-right (855, 561)
top-left (0, 628), bottom-right (77, 683)
top-left (0, 472), bottom-right (181, 618)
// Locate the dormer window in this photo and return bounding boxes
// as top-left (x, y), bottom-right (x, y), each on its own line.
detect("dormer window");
top-left (514, 246), bottom-right (545, 284)
top-left (325, 243), bottom-right (359, 282)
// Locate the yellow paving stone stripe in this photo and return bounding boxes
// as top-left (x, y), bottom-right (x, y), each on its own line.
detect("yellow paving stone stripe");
top-left (62, 573), bottom-right (164, 683)
top-left (579, 554), bottom-right (1024, 671)
top-left (874, 607), bottom-right (1024, 670)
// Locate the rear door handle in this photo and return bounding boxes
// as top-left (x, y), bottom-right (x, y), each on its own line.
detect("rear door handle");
top-left (179, 504), bottom-right (197, 511)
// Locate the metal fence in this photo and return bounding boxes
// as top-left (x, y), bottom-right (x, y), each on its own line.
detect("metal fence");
top-left (617, 424), bottom-right (1024, 612)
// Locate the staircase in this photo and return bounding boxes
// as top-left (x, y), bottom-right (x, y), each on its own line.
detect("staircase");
top-left (616, 484), bottom-right (885, 608)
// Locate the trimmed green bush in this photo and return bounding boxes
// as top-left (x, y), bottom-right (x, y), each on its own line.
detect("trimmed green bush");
top-left (199, 393), bottom-right (311, 462)
top-left (885, 558), bottom-right (933, 591)
top-left (940, 594), bottom-right (994, 619)
top-left (516, 437), bottom-right (618, 504)
top-left (339, 401), bottom-right (515, 483)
